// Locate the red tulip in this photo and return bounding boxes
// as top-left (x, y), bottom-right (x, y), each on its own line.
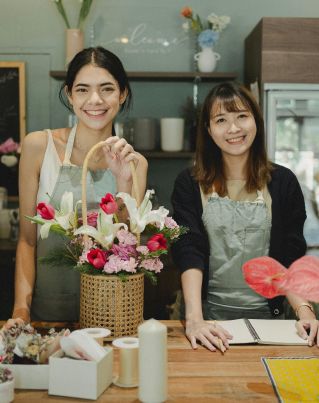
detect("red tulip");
top-left (87, 248), bottom-right (107, 269)
top-left (147, 234), bottom-right (167, 252)
top-left (100, 193), bottom-right (118, 215)
top-left (36, 202), bottom-right (55, 220)
top-left (242, 256), bottom-right (286, 298)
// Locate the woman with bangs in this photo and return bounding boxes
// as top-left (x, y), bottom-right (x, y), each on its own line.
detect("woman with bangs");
top-left (171, 82), bottom-right (318, 352)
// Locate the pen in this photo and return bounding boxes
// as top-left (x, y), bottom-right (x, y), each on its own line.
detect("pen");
top-left (216, 337), bottom-right (226, 354)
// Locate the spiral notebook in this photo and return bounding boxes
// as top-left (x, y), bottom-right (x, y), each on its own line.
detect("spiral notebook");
top-left (216, 319), bottom-right (308, 345)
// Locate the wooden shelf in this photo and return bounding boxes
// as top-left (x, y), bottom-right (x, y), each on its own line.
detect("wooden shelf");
top-left (50, 70), bottom-right (237, 82)
top-left (141, 151), bottom-right (193, 159)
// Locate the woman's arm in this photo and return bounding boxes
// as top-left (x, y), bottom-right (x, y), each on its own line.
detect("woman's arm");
top-left (182, 268), bottom-right (232, 352)
top-left (286, 292), bottom-right (318, 346)
top-left (172, 170), bottom-right (232, 351)
top-left (12, 131), bottom-right (47, 322)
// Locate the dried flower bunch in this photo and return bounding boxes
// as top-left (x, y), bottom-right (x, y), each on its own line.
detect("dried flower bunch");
top-left (0, 367), bottom-right (13, 384)
top-left (27, 190), bottom-right (187, 283)
top-left (180, 6), bottom-right (230, 48)
top-left (0, 322), bottom-right (68, 365)
top-left (52, 0), bottom-right (94, 29)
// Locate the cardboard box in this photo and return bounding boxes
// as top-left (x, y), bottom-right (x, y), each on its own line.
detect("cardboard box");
top-left (4, 363), bottom-right (49, 389)
top-left (48, 347), bottom-right (113, 400)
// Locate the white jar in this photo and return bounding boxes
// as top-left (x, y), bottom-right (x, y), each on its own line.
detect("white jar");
top-left (160, 118), bottom-right (184, 152)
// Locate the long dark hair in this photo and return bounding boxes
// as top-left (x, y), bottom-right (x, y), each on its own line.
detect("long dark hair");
top-left (59, 46), bottom-right (132, 112)
top-left (193, 81), bottom-right (272, 195)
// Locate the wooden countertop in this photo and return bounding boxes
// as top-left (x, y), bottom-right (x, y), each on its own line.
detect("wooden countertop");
top-left (6, 320), bottom-right (318, 402)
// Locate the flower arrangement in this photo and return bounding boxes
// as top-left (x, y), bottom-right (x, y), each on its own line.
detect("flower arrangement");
top-left (242, 255), bottom-right (319, 302)
top-left (0, 322), bottom-right (67, 365)
top-left (180, 6), bottom-right (230, 48)
top-left (52, 0), bottom-right (94, 29)
top-left (0, 138), bottom-right (20, 168)
top-left (27, 190), bottom-right (187, 284)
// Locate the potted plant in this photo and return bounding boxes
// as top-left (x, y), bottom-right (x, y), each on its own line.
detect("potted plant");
top-left (0, 367), bottom-right (14, 403)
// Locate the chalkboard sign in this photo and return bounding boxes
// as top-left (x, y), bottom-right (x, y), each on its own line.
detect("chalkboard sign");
top-left (0, 62), bottom-right (26, 143)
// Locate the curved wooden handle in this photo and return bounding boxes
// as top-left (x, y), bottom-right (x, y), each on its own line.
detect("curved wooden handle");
top-left (81, 141), bottom-right (140, 227)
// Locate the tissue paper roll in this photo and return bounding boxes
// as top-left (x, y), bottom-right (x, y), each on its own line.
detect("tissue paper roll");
top-left (78, 328), bottom-right (111, 345)
top-left (112, 337), bottom-right (139, 387)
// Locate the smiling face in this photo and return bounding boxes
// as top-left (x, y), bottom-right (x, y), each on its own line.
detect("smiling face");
top-left (208, 97), bottom-right (257, 160)
top-left (67, 64), bottom-right (127, 133)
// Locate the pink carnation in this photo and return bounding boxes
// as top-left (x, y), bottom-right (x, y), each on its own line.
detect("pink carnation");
top-left (103, 255), bottom-right (137, 274)
top-left (164, 217), bottom-right (178, 229)
top-left (140, 258), bottom-right (163, 273)
top-left (136, 246), bottom-right (149, 255)
top-left (117, 229), bottom-right (137, 245)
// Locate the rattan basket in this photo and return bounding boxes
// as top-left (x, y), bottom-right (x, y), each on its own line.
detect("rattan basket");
top-left (79, 141), bottom-right (144, 337)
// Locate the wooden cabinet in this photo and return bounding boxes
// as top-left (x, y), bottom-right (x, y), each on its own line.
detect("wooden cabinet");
top-left (245, 18), bottom-right (319, 88)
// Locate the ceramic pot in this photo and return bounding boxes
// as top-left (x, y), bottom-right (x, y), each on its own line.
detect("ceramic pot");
top-left (194, 47), bottom-right (221, 73)
top-left (0, 379), bottom-right (14, 403)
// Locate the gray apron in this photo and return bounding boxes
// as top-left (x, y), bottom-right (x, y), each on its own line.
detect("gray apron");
top-left (31, 126), bottom-right (116, 321)
top-left (202, 189), bottom-right (272, 320)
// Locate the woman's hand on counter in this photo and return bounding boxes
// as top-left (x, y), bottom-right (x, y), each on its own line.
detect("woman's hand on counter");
top-left (185, 318), bottom-right (232, 353)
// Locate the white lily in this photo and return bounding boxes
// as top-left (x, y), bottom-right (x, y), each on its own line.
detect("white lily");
top-left (33, 191), bottom-right (78, 239)
top-left (117, 190), bottom-right (169, 234)
top-left (74, 209), bottom-right (127, 248)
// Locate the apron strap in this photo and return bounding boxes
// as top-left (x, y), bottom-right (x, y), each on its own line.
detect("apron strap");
top-left (63, 124), bottom-right (77, 165)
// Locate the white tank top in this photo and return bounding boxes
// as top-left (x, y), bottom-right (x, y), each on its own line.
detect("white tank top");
top-left (36, 126), bottom-right (76, 204)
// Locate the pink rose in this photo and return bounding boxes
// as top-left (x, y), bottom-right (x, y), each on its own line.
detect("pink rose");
top-left (147, 234), bottom-right (167, 252)
top-left (36, 202), bottom-right (55, 220)
top-left (100, 193), bottom-right (118, 215)
top-left (87, 248), bottom-right (107, 269)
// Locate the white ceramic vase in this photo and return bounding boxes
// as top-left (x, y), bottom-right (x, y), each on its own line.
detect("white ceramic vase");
top-left (0, 379), bottom-right (14, 403)
top-left (194, 47), bottom-right (221, 73)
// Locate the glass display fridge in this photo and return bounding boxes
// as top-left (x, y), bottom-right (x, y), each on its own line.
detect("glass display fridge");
top-left (263, 83), bottom-right (319, 256)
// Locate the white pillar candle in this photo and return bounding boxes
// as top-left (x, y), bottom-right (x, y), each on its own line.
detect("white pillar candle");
top-left (138, 319), bottom-right (167, 403)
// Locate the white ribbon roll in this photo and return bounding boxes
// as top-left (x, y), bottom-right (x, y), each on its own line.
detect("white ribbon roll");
top-left (77, 328), bottom-right (111, 346)
top-left (112, 337), bottom-right (139, 387)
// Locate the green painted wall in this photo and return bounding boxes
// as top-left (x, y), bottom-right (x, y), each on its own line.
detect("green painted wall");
top-left (0, 0), bottom-right (318, 208)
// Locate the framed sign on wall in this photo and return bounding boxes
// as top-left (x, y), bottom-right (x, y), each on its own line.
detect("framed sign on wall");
top-left (0, 61), bottom-right (26, 143)
top-left (0, 61), bottom-right (26, 196)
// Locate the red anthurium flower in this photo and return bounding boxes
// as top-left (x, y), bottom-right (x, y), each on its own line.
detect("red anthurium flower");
top-left (181, 6), bottom-right (192, 18)
top-left (36, 202), bottom-right (55, 220)
top-left (242, 256), bottom-right (287, 299)
top-left (87, 248), bottom-right (107, 269)
top-left (147, 234), bottom-right (167, 252)
top-left (282, 256), bottom-right (319, 301)
top-left (100, 193), bottom-right (118, 215)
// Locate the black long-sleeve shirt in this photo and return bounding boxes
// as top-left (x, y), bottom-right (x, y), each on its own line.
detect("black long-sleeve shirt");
top-left (171, 163), bottom-right (307, 316)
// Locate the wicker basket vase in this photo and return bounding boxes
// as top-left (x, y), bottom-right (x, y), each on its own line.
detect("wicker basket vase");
top-left (80, 272), bottom-right (144, 338)
top-left (79, 142), bottom-right (144, 338)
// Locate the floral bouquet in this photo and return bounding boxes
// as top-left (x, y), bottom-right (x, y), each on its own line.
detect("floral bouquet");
top-left (0, 138), bottom-right (20, 168)
top-left (0, 322), bottom-right (68, 365)
top-left (27, 189), bottom-right (186, 285)
top-left (180, 6), bottom-right (230, 49)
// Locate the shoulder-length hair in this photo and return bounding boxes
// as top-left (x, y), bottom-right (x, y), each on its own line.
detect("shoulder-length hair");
top-left (193, 81), bottom-right (272, 195)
